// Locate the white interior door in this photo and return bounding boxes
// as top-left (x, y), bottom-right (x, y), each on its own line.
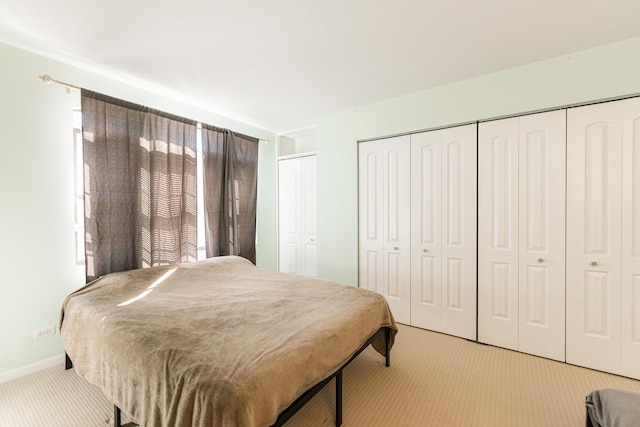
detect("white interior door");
top-left (440, 124), bottom-right (477, 340)
top-left (409, 125), bottom-right (477, 338)
top-left (566, 102), bottom-right (622, 374)
top-left (517, 110), bottom-right (566, 361)
top-left (621, 97), bottom-right (640, 379)
top-left (410, 130), bottom-right (443, 331)
top-left (278, 158), bottom-right (301, 274)
top-left (478, 118), bottom-right (519, 350)
top-left (359, 142), bottom-right (384, 295)
top-left (382, 136), bottom-right (412, 324)
top-left (278, 155), bottom-right (317, 277)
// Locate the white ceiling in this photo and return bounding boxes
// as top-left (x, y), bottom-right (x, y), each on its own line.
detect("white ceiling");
top-left (1, 0), bottom-right (639, 133)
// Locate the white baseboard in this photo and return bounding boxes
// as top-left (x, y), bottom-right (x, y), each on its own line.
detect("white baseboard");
top-left (0, 354), bottom-right (65, 384)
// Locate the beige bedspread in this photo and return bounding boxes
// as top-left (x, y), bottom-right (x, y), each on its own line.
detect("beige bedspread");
top-left (60, 256), bottom-right (397, 427)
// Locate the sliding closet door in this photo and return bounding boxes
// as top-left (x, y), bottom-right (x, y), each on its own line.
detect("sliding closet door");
top-left (566, 102), bottom-right (622, 374)
top-left (517, 111), bottom-right (566, 361)
top-left (478, 118), bottom-right (520, 350)
top-left (359, 136), bottom-right (411, 324)
top-left (620, 97), bottom-right (640, 379)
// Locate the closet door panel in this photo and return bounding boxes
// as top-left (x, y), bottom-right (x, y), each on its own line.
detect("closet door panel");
top-left (621, 97), bottom-right (640, 379)
top-left (567, 102), bottom-right (622, 374)
top-left (441, 124), bottom-right (477, 340)
top-left (278, 159), bottom-right (302, 274)
top-left (517, 110), bottom-right (566, 361)
top-left (410, 131), bottom-right (443, 331)
top-left (279, 155), bottom-right (317, 277)
top-left (479, 118), bottom-right (519, 350)
top-left (382, 136), bottom-right (412, 324)
top-left (359, 142), bottom-right (384, 294)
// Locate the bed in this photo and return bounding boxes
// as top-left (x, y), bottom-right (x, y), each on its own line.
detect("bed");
top-left (60, 256), bottom-right (397, 427)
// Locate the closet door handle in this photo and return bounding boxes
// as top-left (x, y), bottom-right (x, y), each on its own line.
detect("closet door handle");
top-left (394, 247), bottom-right (399, 251)
top-left (589, 261), bottom-right (598, 267)
top-left (537, 258), bottom-right (544, 263)
top-left (422, 249), bottom-right (428, 253)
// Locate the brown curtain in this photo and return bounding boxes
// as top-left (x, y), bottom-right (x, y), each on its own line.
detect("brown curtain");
top-left (82, 90), bottom-right (198, 282)
top-left (202, 125), bottom-right (259, 263)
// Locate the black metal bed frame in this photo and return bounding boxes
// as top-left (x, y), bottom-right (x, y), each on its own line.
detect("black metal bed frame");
top-left (66, 327), bottom-right (391, 427)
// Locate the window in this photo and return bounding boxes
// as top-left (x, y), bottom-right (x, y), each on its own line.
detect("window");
top-left (74, 112), bottom-right (218, 266)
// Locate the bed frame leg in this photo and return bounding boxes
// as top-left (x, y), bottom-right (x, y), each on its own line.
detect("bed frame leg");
top-left (114, 405), bottom-right (122, 427)
top-left (385, 327), bottom-right (391, 367)
top-left (65, 352), bottom-right (73, 370)
top-left (335, 370), bottom-right (343, 427)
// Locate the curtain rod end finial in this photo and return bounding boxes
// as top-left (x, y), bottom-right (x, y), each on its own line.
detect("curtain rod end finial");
top-left (39, 74), bottom-right (54, 84)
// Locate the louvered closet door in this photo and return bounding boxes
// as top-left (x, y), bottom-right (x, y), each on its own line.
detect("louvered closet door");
top-left (359, 137), bottom-right (411, 324)
top-left (517, 110), bottom-right (566, 361)
top-left (621, 97), bottom-right (640, 379)
top-left (410, 130), bottom-right (443, 331)
top-left (478, 118), bottom-right (520, 350)
top-left (440, 125), bottom-right (477, 340)
top-left (567, 102), bottom-right (622, 375)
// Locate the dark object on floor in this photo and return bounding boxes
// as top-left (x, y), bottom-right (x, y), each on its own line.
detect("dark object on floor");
top-left (586, 389), bottom-right (640, 427)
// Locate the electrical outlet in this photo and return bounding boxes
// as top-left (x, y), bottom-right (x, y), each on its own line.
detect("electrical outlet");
top-left (33, 325), bottom-right (56, 340)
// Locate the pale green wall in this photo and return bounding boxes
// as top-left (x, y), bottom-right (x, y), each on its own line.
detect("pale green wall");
top-left (315, 36), bottom-right (640, 285)
top-left (0, 42), bottom-right (276, 376)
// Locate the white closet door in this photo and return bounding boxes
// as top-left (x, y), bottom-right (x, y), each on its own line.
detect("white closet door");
top-left (359, 137), bottom-right (411, 324)
top-left (278, 156), bottom-right (317, 277)
top-left (410, 125), bottom-right (477, 338)
top-left (410, 130), bottom-right (443, 331)
top-left (359, 142), bottom-right (384, 295)
top-left (382, 136), bottom-right (412, 324)
top-left (278, 159), bottom-right (302, 274)
top-left (301, 156), bottom-right (317, 277)
top-left (440, 124), bottom-right (477, 340)
top-left (567, 102), bottom-right (622, 374)
top-left (517, 110), bottom-right (566, 361)
top-left (478, 118), bottom-right (519, 350)
top-left (621, 97), bottom-right (640, 379)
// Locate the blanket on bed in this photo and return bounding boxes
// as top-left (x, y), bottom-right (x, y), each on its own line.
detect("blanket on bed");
top-left (60, 256), bottom-right (396, 427)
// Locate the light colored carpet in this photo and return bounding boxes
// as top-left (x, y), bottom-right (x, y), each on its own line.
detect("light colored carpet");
top-left (2, 324), bottom-right (640, 426)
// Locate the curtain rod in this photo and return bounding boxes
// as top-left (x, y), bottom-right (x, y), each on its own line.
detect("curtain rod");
top-left (39, 73), bottom-right (270, 144)
top-left (38, 74), bottom-right (81, 93)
